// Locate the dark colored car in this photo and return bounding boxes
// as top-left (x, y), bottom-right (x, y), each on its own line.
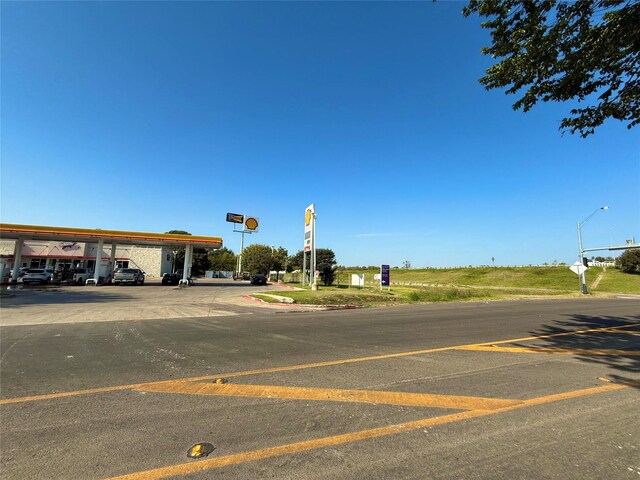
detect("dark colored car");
top-left (162, 273), bottom-right (180, 285)
top-left (162, 271), bottom-right (193, 285)
top-left (250, 274), bottom-right (268, 285)
top-left (52, 268), bottom-right (90, 285)
top-left (52, 269), bottom-right (74, 284)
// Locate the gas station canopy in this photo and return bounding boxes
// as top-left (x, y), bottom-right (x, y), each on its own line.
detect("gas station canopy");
top-left (0, 223), bottom-right (223, 249)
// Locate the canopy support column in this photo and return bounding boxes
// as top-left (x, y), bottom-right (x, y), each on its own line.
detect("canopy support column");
top-left (180, 244), bottom-right (193, 286)
top-left (10, 238), bottom-right (24, 284)
top-left (109, 243), bottom-right (117, 281)
top-left (93, 239), bottom-right (104, 283)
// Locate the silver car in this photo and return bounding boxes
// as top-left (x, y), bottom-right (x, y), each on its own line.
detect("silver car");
top-left (22, 268), bottom-right (55, 285)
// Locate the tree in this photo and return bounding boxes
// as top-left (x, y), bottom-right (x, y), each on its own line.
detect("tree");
top-left (615, 249), bottom-right (640, 274)
top-left (287, 249), bottom-right (337, 285)
top-left (271, 247), bottom-right (288, 282)
top-left (241, 244), bottom-right (273, 275)
top-left (208, 247), bottom-right (236, 272)
top-left (316, 248), bottom-right (337, 286)
top-left (463, 0), bottom-right (640, 137)
top-left (288, 250), bottom-right (305, 271)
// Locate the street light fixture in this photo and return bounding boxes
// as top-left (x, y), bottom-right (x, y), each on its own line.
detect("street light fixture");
top-left (577, 205), bottom-right (608, 294)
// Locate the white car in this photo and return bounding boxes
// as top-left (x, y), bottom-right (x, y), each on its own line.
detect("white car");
top-left (22, 268), bottom-right (55, 285)
top-left (10, 267), bottom-right (29, 277)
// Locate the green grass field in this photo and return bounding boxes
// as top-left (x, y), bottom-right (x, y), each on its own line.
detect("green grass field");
top-left (591, 268), bottom-right (640, 294)
top-left (334, 266), bottom-right (602, 290)
top-left (273, 266), bottom-right (638, 307)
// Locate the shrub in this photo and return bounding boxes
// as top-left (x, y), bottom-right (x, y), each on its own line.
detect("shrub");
top-left (615, 249), bottom-right (640, 274)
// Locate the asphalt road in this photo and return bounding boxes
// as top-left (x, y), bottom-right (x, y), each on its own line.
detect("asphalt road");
top-left (1, 297), bottom-right (639, 479)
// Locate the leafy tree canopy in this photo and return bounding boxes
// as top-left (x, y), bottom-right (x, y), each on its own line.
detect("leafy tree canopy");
top-left (463, 0), bottom-right (640, 137)
top-left (208, 247), bottom-right (236, 272)
top-left (288, 250), bottom-right (305, 271)
top-left (242, 244), bottom-right (273, 275)
top-left (316, 248), bottom-right (338, 286)
top-left (615, 248), bottom-right (640, 274)
top-left (271, 247), bottom-right (289, 273)
top-left (287, 249), bottom-right (338, 285)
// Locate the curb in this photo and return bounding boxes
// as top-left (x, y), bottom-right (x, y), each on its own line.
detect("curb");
top-left (273, 283), bottom-right (303, 291)
top-left (242, 295), bottom-right (361, 311)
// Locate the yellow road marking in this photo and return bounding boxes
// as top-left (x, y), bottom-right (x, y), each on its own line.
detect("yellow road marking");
top-left (0, 385), bottom-right (138, 406)
top-left (105, 383), bottom-right (625, 480)
top-left (137, 381), bottom-right (522, 411)
top-left (456, 345), bottom-right (640, 356)
top-left (2, 322), bottom-right (638, 406)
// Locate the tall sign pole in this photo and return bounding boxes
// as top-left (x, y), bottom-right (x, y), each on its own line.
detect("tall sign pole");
top-left (302, 249), bottom-right (307, 287)
top-left (304, 204), bottom-right (315, 288)
top-left (227, 213), bottom-right (259, 277)
top-left (311, 210), bottom-right (317, 290)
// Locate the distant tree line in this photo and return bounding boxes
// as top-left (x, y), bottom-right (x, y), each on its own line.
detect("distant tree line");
top-left (165, 231), bottom-right (338, 283)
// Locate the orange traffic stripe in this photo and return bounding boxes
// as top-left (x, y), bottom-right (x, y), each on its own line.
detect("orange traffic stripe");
top-left (136, 381), bottom-right (523, 411)
top-left (104, 383), bottom-right (625, 480)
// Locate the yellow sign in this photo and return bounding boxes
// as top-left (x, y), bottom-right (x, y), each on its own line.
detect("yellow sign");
top-left (244, 217), bottom-right (259, 232)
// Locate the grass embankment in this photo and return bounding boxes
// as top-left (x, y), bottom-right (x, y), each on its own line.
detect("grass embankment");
top-left (593, 268), bottom-right (640, 294)
top-left (268, 266), bottom-right (638, 307)
top-left (338, 266), bottom-right (601, 290)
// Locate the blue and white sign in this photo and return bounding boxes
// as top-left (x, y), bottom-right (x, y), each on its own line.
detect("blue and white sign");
top-left (381, 264), bottom-right (390, 287)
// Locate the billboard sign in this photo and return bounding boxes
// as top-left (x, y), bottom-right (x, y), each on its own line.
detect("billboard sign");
top-left (226, 213), bottom-right (244, 224)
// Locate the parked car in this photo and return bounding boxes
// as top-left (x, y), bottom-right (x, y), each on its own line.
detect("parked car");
top-left (22, 268), bottom-right (55, 285)
top-left (250, 274), bottom-right (268, 286)
top-left (10, 267), bottom-right (29, 278)
top-left (52, 269), bottom-right (73, 284)
top-left (113, 268), bottom-right (145, 285)
top-left (162, 272), bottom-right (180, 285)
top-left (162, 271), bottom-right (193, 285)
top-left (234, 272), bottom-right (251, 281)
top-left (73, 268), bottom-right (92, 285)
top-left (53, 268), bottom-right (91, 285)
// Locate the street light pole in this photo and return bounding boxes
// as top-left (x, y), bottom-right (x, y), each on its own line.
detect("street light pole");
top-left (577, 206), bottom-right (608, 294)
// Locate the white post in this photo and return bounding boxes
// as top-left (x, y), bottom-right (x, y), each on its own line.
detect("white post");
top-left (93, 239), bottom-right (104, 283)
top-left (10, 238), bottom-right (24, 284)
top-left (577, 222), bottom-right (587, 294)
top-left (110, 243), bottom-right (117, 281)
top-left (302, 250), bottom-right (307, 286)
top-left (311, 212), bottom-right (318, 290)
top-left (183, 244), bottom-right (193, 281)
top-left (238, 231), bottom-right (245, 274)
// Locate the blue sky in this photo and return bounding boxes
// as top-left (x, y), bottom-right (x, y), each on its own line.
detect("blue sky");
top-left (2, 1), bottom-right (638, 267)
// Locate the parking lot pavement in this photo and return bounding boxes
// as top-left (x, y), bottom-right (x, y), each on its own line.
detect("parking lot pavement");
top-left (0, 278), bottom-right (284, 326)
